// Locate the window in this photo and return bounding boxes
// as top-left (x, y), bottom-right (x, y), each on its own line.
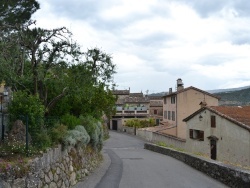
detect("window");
top-left (164, 111), bottom-right (167, 119)
top-left (154, 109), bottom-right (157, 114)
top-left (172, 111), bottom-right (175, 121)
top-left (211, 115), bottom-right (216, 128)
top-left (189, 129), bottom-right (204, 141)
top-left (164, 97), bottom-right (167, 104)
top-left (168, 111), bottom-right (171, 120)
top-left (171, 96), bottom-right (175, 104)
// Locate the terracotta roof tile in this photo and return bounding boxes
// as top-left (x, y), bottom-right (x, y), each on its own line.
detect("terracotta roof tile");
top-left (183, 106), bottom-right (250, 131)
top-left (163, 86), bottom-right (220, 99)
top-left (209, 106), bottom-right (250, 128)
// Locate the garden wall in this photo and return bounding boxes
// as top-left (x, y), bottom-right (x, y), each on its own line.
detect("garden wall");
top-left (145, 143), bottom-right (250, 188)
top-left (137, 129), bottom-right (186, 150)
top-left (0, 145), bottom-right (102, 188)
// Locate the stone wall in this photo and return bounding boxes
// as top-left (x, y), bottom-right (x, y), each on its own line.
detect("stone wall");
top-left (137, 129), bottom-right (186, 150)
top-left (120, 126), bottom-right (136, 135)
top-left (145, 143), bottom-right (250, 188)
top-left (0, 145), bottom-right (102, 188)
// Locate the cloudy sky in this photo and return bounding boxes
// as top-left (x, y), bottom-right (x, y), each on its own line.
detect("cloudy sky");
top-left (33, 0), bottom-right (250, 93)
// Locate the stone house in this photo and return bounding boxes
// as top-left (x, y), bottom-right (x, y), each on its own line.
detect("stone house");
top-left (183, 106), bottom-right (250, 167)
top-left (162, 79), bottom-right (219, 139)
top-left (111, 89), bottom-right (150, 130)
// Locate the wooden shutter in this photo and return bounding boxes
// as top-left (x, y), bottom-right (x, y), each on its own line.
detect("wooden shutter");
top-left (199, 131), bottom-right (204, 141)
top-left (189, 129), bottom-right (193, 138)
top-left (211, 115), bottom-right (216, 128)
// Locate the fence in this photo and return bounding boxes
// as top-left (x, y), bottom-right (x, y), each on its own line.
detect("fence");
top-left (0, 114), bottom-right (60, 156)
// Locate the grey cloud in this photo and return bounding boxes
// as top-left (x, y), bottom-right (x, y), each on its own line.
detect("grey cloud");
top-left (171, 0), bottom-right (250, 17)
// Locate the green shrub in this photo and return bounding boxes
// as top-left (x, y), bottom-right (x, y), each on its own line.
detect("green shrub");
top-left (50, 124), bottom-right (68, 144)
top-left (61, 114), bottom-right (81, 130)
top-left (79, 115), bottom-right (103, 151)
top-left (63, 125), bottom-right (90, 148)
top-left (125, 118), bottom-right (156, 128)
top-left (8, 91), bottom-right (45, 140)
top-left (34, 130), bottom-right (52, 150)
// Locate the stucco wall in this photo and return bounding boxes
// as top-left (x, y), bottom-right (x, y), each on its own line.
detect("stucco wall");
top-left (186, 109), bottom-right (250, 167)
top-left (177, 89), bottom-right (218, 139)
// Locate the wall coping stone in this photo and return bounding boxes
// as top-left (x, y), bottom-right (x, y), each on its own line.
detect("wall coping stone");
top-left (145, 143), bottom-right (250, 188)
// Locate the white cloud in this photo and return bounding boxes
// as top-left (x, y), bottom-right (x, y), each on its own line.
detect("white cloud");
top-left (33, 0), bottom-right (250, 92)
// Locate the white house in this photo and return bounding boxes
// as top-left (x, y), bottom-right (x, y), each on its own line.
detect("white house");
top-left (183, 106), bottom-right (250, 167)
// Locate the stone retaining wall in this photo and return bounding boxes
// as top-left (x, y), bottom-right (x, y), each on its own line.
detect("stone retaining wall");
top-left (137, 129), bottom-right (186, 150)
top-left (0, 145), bottom-right (102, 188)
top-left (145, 143), bottom-right (250, 188)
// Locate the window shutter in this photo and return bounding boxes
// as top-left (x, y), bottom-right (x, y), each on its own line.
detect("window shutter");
top-left (189, 129), bottom-right (193, 138)
top-left (199, 131), bottom-right (204, 141)
top-left (211, 116), bottom-right (216, 128)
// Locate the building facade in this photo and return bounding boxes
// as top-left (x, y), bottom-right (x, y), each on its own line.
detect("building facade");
top-left (111, 89), bottom-right (150, 130)
top-left (162, 79), bottom-right (219, 139)
top-left (183, 106), bottom-right (250, 167)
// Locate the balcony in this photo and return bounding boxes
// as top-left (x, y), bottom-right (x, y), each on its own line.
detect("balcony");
top-left (115, 107), bottom-right (149, 116)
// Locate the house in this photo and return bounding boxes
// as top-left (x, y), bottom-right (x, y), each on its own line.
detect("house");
top-left (162, 79), bottom-right (219, 139)
top-left (183, 106), bottom-right (250, 167)
top-left (148, 95), bottom-right (163, 124)
top-left (111, 89), bottom-right (150, 130)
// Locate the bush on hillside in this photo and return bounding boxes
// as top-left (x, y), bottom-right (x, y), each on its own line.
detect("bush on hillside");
top-left (79, 115), bottom-right (103, 151)
top-left (63, 125), bottom-right (90, 148)
top-left (61, 113), bottom-right (81, 130)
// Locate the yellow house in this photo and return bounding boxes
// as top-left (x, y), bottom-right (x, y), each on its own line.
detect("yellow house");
top-left (162, 79), bottom-right (219, 139)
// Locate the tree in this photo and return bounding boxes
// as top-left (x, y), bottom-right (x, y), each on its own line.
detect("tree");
top-left (0, 0), bottom-right (39, 29)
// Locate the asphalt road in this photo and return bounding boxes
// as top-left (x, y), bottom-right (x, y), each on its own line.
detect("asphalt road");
top-left (74, 131), bottom-right (228, 188)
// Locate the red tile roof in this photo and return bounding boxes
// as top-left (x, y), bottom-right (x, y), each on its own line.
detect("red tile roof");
top-left (183, 106), bottom-right (250, 131)
top-left (163, 86), bottom-right (220, 99)
top-left (209, 106), bottom-right (250, 128)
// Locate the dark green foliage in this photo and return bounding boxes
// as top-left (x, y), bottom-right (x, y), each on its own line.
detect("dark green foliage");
top-left (61, 114), bottom-right (81, 130)
top-left (0, 0), bottom-right (39, 28)
top-left (0, 0), bottom-right (116, 155)
top-left (125, 118), bottom-right (156, 128)
top-left (34, 129), bottom-right (52, 150)
top-left (8, 91), bottom-right (45, 128)
top-left (216, 87), bottom-right (250, 106)
top-left (50, 124), bottom-right (68, 144)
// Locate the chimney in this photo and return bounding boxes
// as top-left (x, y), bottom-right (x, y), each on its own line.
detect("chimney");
top-left (177, 78), bottom-right (184, 91)
top-left (169, 88), bottom-right (172, 94)
top-left (199, 101), bottom-right (207, 108)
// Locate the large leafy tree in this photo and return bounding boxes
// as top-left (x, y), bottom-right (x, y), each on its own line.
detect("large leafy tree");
top-left (0, 0), bottom-right (117, 120)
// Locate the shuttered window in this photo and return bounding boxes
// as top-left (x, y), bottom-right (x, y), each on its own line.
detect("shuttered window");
top-left (211, 115), bottom-right (216, 128)
top-left (189, 129), bottom-right (204, 141)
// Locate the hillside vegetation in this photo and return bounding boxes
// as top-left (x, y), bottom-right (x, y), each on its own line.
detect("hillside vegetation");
top-left (216, 87), bottom-right (250, 106)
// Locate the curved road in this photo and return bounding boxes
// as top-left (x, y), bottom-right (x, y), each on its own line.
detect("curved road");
top-left (75, 131), bottom-right (228, 188)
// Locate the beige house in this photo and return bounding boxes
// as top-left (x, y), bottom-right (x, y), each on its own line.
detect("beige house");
top-left (183, 106), bottom-right (250, 167)
top-left (162, 79), bottom-right (219, 139)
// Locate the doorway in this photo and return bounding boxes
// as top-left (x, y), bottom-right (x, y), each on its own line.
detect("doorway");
top-left (210, 139), bottom-right (217, 160)
top-left (112, 120), bottom-right (117, 130)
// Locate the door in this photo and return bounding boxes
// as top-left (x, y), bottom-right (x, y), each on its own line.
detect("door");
top-left (210, 139), bottom-right (217, 160)
top-left (112, 120), bottom-right (117, 130)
